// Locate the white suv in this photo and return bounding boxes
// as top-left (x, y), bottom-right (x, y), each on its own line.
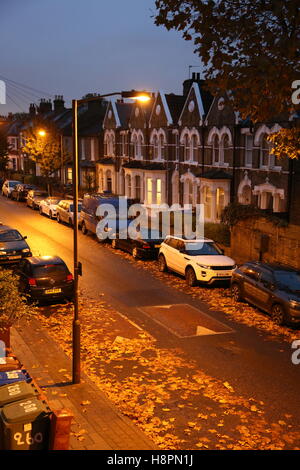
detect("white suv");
top-left (158, 236), bottom-right (236, 286)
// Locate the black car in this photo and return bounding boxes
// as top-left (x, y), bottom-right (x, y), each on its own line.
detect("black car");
top-left (11, 184), bottom-right (38, 202)
top-left (0, 224), bottom-right (32, 265)
top-left (231, 261), bottom-right (300, 326)
top-left (26, 189), bottom-right (49, 209)
top-left (111, 227), bottom-right (164, 259)
top-left (16, 256), bottom-right (74, 302)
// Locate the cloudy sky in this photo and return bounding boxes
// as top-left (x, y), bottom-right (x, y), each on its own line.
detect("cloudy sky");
top-left (0, 0), bottom-right (202, 114)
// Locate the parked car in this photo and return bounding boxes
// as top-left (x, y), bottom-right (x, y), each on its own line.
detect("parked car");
top-left (231, 261), bottom-right (300, 326)
top-left (79, 193), bottom-right (135, 238)
top-left (16, 256), bottom-right (74, 303)
top-left (26, 189), bottom-right (49, 210)
top-left (111, 227), bottom-right (164, 259)
top-left (11, 184), bottom-right (38, 202)
top-left (56, 200), bottom-right (82, 226)
top-left (0, 224), bottom-right (31, 265)
top-left (1, 180), bottom-right (22, 198)
top-left (39, 197), bottom-right (61, 219)
top-left (158, 236), bottom-right (236, 286)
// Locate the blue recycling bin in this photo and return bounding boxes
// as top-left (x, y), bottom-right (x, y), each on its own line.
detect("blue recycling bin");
top-left (0, 370), bottom-right (31, 387)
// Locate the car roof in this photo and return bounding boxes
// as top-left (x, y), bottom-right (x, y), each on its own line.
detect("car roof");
top-left (165, 235), bottom-right (214, 243)
top-left (244, 261), bottom-right (298, 272)
top-left (25, 256), bottom-right (66, 266)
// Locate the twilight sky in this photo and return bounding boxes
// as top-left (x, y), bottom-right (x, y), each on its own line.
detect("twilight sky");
top-left (0, 0), bottom-right (202, 115)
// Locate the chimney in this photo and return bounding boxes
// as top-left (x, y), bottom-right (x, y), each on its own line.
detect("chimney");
top-left (38, 98), bottom-right (52, 114)
top-left (53, 95), bottom-right (65, 113)
top-left (29, 103), bottom-right (36, 116)
top-left (183, 72), bottom-right (204, 96)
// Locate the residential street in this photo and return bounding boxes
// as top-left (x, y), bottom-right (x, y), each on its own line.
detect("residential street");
top-left (1, 195), bottom-right (300, 449)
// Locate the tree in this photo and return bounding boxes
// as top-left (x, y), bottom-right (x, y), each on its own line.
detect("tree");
top-left (0, 268), bottom-right (35, 329)
top-left (21, 120), bottom-right (70, 190)
top-left (0, 131), bottom-right (10, 172)
top-left (154, 0), bottom-right (300, 155)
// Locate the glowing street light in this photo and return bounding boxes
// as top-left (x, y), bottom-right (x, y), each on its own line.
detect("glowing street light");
top-left (38, 129), bottom-right (46, 137)
top-left (71, 89), bottom-right (152, 384)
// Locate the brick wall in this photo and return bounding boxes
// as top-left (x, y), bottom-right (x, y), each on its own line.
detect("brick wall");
top-left (231, 218), bottom-right (300, 269)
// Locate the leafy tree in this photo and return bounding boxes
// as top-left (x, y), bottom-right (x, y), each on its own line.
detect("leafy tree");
top-left (21, 120), bottom-right (70, 190)
top-left (154, 0), bottom-right (300, 155)
top-left (0, 130), bottom-right (10, 172)
top-left (0, 268), bottom-right (35, 329)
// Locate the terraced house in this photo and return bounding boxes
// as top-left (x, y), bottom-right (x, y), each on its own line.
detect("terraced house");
top-left (97, 73), bottom-right (299, 225)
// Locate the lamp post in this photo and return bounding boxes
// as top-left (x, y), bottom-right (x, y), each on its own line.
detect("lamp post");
top-left (71, 90), bottom-right (151, 384)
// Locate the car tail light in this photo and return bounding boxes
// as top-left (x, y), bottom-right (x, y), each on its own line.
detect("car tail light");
top-left (142, 244), bottom-right (151, 249)
top-left (28, 278), bottom-right (37, 286)
top-left (66, 273), bottom-right (73, 282)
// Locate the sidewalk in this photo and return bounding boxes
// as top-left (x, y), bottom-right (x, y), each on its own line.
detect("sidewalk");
top-left (10, 318), bottom-right (155, 450)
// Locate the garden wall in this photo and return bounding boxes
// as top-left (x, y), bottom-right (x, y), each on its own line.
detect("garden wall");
top-left (231, 218), bottom-right (300, 269)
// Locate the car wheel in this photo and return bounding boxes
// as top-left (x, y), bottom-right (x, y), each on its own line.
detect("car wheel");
top-left (81, 222), bottom-right (88, 235)
top-left (231, 283), bottom-right (243, 302)
top-left (158, 254), bottom-right (168, 272)
top-left (271, 304), bottom-right (285, 326)
top-left (57, 214), bottom-right (61, 223)
top-left (111, 239), bottom-right (118, 249)
top-left (49, 211), bottom-right (53, 219)
top-left (39, 207), bottom-right (43, 215)
top-left (186, 266), bottom-right (197, 287)
top-left (132, 247), bottom-right (139, 259)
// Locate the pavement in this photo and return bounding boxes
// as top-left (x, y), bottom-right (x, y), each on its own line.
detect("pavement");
top-left (10, 318), bottom-right (155, 451)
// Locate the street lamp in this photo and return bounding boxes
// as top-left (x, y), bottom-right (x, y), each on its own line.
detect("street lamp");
top-left (72, 90), bottom-right (151, 384)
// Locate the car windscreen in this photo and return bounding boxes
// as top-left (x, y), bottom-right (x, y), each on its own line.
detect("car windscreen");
top-left (9, 181), bottom-right (20, 187)
top-left (33, 264), bottom-right (69, 279)
top-left (184, 242), bottom-right (223, 256)
top-left (49, 199), bottom-right (60, 205)
top-left (0, 230), bottom-right (23, 242)
top-left (274, 271), bottom-right (300, 291)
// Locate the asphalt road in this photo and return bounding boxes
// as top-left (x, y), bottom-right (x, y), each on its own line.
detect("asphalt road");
top-left (1, 195), bottom-right (300, 428)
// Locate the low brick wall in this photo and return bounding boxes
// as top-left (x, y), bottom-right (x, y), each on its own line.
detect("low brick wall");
top-left (231, 218), bottom-right (300, 269)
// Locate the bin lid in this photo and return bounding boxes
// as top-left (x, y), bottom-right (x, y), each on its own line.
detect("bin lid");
top-left (1, 397), bottom-right (49, 423)
top-left (0, 369), bottom-right (30, 385)
top-left (0, 381), bottom-right (36, 407)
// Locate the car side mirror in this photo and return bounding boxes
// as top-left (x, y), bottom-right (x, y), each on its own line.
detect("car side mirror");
top-left (23, 236), bottom-right (27, 240)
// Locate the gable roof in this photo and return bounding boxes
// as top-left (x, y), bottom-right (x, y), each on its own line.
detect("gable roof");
top-left (179, 81), bottom-right (213, 124)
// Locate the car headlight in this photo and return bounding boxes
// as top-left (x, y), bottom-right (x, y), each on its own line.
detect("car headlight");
top-left (196, 263), bottom-right (211, 269)
top-left (0, 251), bottom-right (7, 255)
top-left (290, 300), bottom-right (300, 309)
top-left (22, 248), bottom-right (30, 253)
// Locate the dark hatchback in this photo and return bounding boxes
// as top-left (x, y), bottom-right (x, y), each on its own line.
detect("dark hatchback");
top-left (0, 224), bottom-right (32, 265)
top-left (111, 228), bottom-right (164, 260)
top-left (16, 256), bottom-right (74, 303)
top-left (231, 261), bottom-right (300, 326)
top-left (27, 189), bottom-right (48, 209)
top-left (11, 184), bottom-right (37, 202)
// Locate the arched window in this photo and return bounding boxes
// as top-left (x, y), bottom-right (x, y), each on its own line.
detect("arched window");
top-left (190, 133), bottom-right (199, 162)
top-left (151, 133), bottom-right (159, 160)
top-left (212, 134), bottom-right (219, 164)
top-left (183, 134), bottom-right (190, 162)
top-left (158, 133), bottom-right (165, 160)
top-left (220, 134), bottom-right (230, 164)
top-left (260, 134), bottom-right (274, 168)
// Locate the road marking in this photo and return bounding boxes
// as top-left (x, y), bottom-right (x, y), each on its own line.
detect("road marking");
top-left (138, 303), bottom-right (234, 338)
